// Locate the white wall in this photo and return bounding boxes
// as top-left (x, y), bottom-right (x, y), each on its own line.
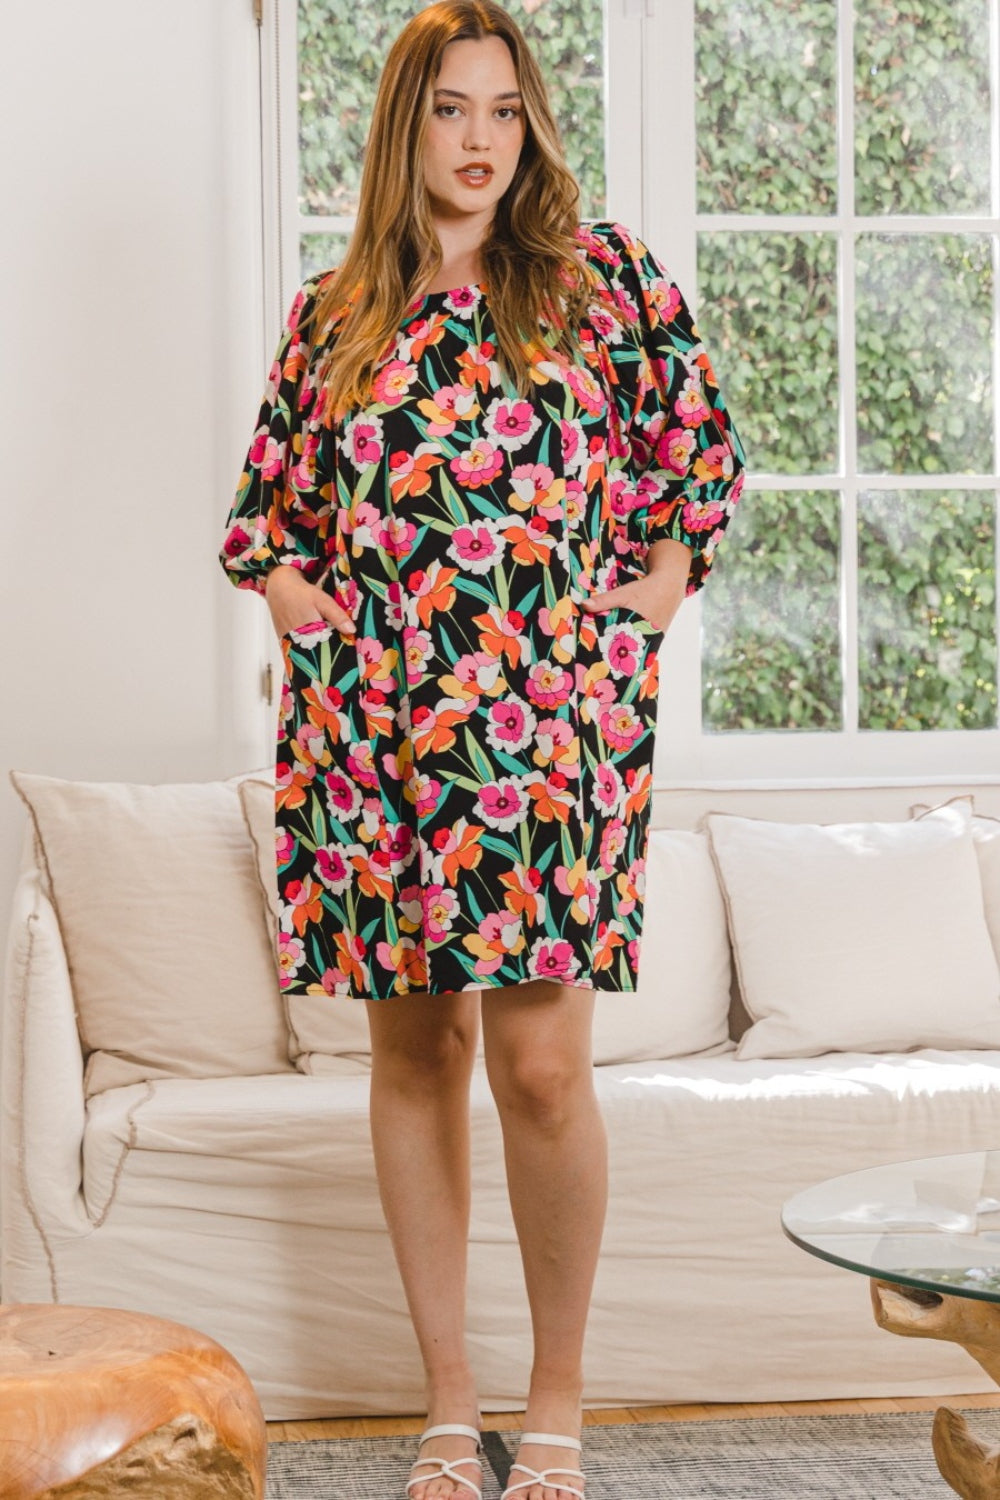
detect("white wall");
top-left (1, 0), bottom-right (272, 934)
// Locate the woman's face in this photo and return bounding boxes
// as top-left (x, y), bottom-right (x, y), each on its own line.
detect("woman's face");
top-left (423, 35), bottom-right (526, 229)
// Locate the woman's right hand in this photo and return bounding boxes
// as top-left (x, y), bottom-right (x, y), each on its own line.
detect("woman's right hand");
top-left (264, 564), bottom-right (356, 640)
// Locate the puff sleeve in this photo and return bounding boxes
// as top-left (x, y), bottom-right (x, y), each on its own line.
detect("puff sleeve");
top-left (219, 274), bottom-right (336, 596)
top-left (595, 221), bottom-right (747, 596)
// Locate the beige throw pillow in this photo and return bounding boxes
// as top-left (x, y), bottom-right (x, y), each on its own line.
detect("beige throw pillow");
top-left (706, 804), bottom-right (1000, 1060)
top-left (10, 770), bottom-right (294, 1094)
top-left (911, 796), bottom-right (1000, 971)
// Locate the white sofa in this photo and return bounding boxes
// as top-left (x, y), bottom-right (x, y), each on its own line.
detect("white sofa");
top-left (5, 770), bottom-right (1000, 1420)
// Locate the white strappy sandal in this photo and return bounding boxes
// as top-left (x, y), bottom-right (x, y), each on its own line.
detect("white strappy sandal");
top-left (501, 1431), bottom-right (585, 1500)
top-left (406, 1422), bottom-right (484, 1500)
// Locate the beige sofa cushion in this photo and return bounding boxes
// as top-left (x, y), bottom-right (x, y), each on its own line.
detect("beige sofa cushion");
top-left (10, 770), bottom-right (293, 1094)
top-left (706, 804), bottom-right (1000, 1060)
top-left (912, 796), bottom-right (1000, 969)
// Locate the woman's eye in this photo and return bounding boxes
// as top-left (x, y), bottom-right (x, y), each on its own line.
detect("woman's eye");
top-left (435, 104), bottom-right (460, 117)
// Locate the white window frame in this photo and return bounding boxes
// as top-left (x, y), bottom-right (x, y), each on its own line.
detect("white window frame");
top-left (648, 0), bottom-right (1000, 782)
top-left (257, 0), bottom-right (1000, 783)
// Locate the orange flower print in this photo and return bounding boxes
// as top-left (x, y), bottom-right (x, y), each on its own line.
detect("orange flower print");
top-left (430, 817), bottom-right (487, 886)
top-left (389, 443), bottom-right (444, 501)
top-left (498, 862), bottom-right (546, 926)
top-left (285, 876), bottom-right (324, 936)
top-left (593, 918), bottom-right (627, 972)
top-left (409, 561), bottom-right (459, 627)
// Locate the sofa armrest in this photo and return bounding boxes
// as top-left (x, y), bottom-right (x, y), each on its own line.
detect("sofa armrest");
top-left (2, 848), bottom-right (89, 1296)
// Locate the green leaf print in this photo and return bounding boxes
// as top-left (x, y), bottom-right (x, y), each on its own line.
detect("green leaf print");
top-left (463, 727), bottom-right (494, 786)
top-left (438, 470), bottom-right (471, 530)
top-left (519, 818), bottom-right (533, 867)
top-left (311, 803), bottom-right (326, 850)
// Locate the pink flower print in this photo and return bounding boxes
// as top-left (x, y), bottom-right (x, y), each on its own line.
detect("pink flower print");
top-left (275, 827), bottom-right (296, 870)
top-left (651, 281), bottom-right (682, 323)
top-left (588, 307), bottom-right (622, 341)
top-left (290, 430), bottom-right (320, 491)
top-left (560, 418), bottom-right (584, 471)
top-left (294, 722), bottom-right (327, 768)
top-left (658, 426), bottom-right (697, 476)
top-left (694, 442), bottom-right (735, 482)
top-left (423, 884), bottom-right (461, 942)
top-left (221, 522), bottom-right (252, 560)
top-left (444, 284), bottom-right (482, 317)
top-left (564, 478), bottom-right (586, 528)
top-left (343, 411), bottom-right (385, 469)
top-left (396, 884), bottom-right (424, 932)
top-left (251, 428), bottom-right (285, 479)
top-left (484, 694), bottom-right (538, 754)
top-left (453, 650), bottom-right (504, 693)
top-left (485, 395), bottom-right (540, 451)
top-left (385, 579), bottom-right (408, 632)
top-left (447, 518), bottom-right (505, 575)
top-left (450, 439), bottom-right (504, 489)
top-left (525, 660), bottom-right (573, 711)
top-left (409, 772), bottom-right (442, 819)
top-left (276, 932), bottom-right (306, 989)
top-left (599, 817), bottom-right (628, 875)
top-left (565, 364), bottom-right (606, 418)
top-left (316, 844), bottom-right (352, 893)
top-left (345, 739), bottom-right (379, 789)
top-left (528, 936), bottom-right (581, 984)
top-left (534, 716), bottom-right (576, 768)
top-left (324, 769), bottom-right (363, 823)
top-left (599, 702), bottom-right (643, 753)
top-left (372, 358), bottom-right (417, 406)
top-left (373, 513), bottom-right (417, 561)
top-left (471, 910), bottom-right (525, 976)
top-left (419, 382), bottom-right (480, 437)
top-left (682, 498), bottom-right (726, 533)
top-left (475, 776), bottom-right (531, 832)
top-left (593, 761), bottom-right (624, 816)
top-left (403, 625), bottom-right (435, 686)
top-left (675, 376), bottom-right (711, 428)
top-left (376, 821), bottom-right (416, 876)
top-left (602, 620), bottom-right (645, 679)
top-left (509, 463), bottom-right (558, 515)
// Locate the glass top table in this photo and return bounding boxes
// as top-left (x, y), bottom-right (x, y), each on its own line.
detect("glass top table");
top-left (782, 1151), bottom-right (1000, 1499)
top-left (782, 1150), bottom-right (1000, 1303)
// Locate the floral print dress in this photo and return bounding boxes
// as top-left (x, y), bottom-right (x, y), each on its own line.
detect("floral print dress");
top-left (220, 219), bottom-right (745, 1000)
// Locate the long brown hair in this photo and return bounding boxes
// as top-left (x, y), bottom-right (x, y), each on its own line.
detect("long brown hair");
top-left (306, 0), bottom-right (616, 423)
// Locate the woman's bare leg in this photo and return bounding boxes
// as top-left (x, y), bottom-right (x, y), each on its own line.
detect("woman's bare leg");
top-left (367, 989), bottom-right (482, 1500)
top-left (482, 980), bottom-right (607, 1500)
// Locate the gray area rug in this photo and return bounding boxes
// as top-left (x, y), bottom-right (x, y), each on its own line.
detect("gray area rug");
top-left (266, 1408), bottom-right (1000, 1498)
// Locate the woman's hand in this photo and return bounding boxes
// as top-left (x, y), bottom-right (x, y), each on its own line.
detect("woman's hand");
top-left (264, 564), bottom-right (356, 640)
top-left (580, 538), bottom-right (693, 635)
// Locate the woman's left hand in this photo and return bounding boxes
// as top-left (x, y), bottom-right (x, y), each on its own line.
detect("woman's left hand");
top-left (580, 538), bottom-right (693, 636)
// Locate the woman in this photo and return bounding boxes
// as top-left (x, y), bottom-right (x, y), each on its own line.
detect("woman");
top-left (220, 4), bottom-right (745, 1496)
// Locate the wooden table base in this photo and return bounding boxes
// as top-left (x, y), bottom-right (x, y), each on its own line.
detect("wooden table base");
top-left (0, 1303), bottom-right (267, 1499)
top-left (872, 1279), bottom-right (1000, 1499)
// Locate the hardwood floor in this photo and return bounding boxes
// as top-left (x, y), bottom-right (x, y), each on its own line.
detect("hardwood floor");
top-left (268, 1392), bottom-right (1000, 1442)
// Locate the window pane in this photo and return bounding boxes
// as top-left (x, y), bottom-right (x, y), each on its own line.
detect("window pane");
top-left (696, 0), bottom-right (837, 215)
top-left (858, 489), bottom-right (998, 730)
top-left (855, 0), bottom-right (993, 217)
top-left (300, 231), bottom-right (350, 281)
top-left (855, 233), bottom-right (994, 475)
top-left (702, 491), bottom-right (842, 732)
top-left (298, 0), bottom-right (607, 221)
top-left (698, 232), bottom-right (839, 474)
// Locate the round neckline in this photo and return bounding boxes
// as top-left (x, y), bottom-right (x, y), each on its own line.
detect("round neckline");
top-left (413, 281), bottom-right (487, 303)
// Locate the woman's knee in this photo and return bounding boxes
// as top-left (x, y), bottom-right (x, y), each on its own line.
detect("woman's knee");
top-left (367, 995), bottom-right (480, 1085)
top-left (487, 1047), bottom-right (593, 1126)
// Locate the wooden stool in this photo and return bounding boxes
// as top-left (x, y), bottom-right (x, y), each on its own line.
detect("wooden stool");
top-left (0, 1303), bottom-right (267, 1499)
